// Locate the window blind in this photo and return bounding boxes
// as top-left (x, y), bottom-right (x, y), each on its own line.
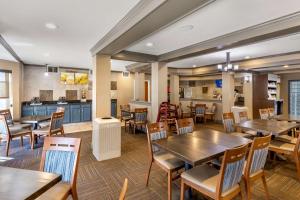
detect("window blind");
top-left (289, 80), bottom-right (300, 115)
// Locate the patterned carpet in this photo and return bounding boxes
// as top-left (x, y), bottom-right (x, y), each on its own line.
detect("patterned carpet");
top-left (0, 123), bottom-right (300, 200)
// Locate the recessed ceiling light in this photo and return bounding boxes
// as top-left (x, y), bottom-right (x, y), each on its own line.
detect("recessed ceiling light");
top-left (43, 53), bottom-right (50, 57)
top-left (244, 56), bottom-right (251, 59)
top-left (45, 23), bottom-right (58, 30)
top-left (193, 65), bottom-right (197, 68)
top-left (146, 42), bottom-right (154, 47)
top-left (12, 42), bottom-right (33, 47)
top-left (283, 65), bottom-right (289, 68)
top-left (179, 25), bottom-right (194, 31)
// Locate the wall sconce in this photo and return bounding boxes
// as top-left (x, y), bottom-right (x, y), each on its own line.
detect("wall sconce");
top-left (244, 76), bottom-right (250, 83)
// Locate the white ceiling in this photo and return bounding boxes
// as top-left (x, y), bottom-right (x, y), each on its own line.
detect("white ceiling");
top-left (0, 0), bottom-right (139, 70)
top-left (127, 0), bottom-right (300, 55)
top-left (0, 44), bottom-right (16, 62)
top-left (168, 33), bottom-right (300, 68)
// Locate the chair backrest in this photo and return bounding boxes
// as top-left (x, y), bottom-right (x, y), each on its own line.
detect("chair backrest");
top-left (49, 112), bottom-right (64, 134)
top-left (56, 107), bottom-right (65, 112)
top-left (0, 109), bottom-right (13, 126)
top-left (259, 109), bottom-right (269, 120)
top-left (0, 115), bottom-right (10, 136)
top-left (244, 134), bottom-right (271, 177)
top-left (176, 118), bottom-right (194, 135)
top-left (134, 108), bottom-right (147, 123)
top-left (239, 111), bottom-right (249, 123)
top-left (195, 104), bottom-right (206, 115)
top-left (222, 112), bottom-right (235, 133)
top-left (119, 178), bottom-right (128, 200)
top-left (294, 131), bottom-right (300, 159)
top-left (268, 107), bottom-right (275, 117)
top-left (40, 137), bottom-right (81, 187)
top-left (146, 122), bottom-right (168, 158)
top-left (217, 144), bottom-right (248, 196)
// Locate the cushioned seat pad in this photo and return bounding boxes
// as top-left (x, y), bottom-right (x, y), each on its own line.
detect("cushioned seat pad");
top-left (269, 140), bottom-right (295, 152)
top-left (153, 151), bottom-right (185, 170)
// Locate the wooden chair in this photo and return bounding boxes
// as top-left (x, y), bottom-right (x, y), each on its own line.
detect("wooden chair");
top-left (119, 178), bottom-right (128, 200)
top-left (0, 109), bottom-right (31, 129)
top-left (176, 118), bottom-right (194, 135)
top-left (205, 103), bottom-right (217, 122)
top-left (267, 108), bottom-right (275, 118)
top-left (178, 103), bottom-right (191, 119)
top-left (269, 131), bottom-right (300, 180)
top-left (194, 104), bottom-right (206, 123)
top-left (0, 115), bottom-right (32, 156)
top-left (180, 144), bottom-right (248, 200)
top-left (32, 112), bottom-right (65, 148)
top-left (146, 122), bottom-right (185, 200)
top-left (243, 135), bottom-right (272, 200)
top-left (39, 107), bottom-right (65, 128)
top-left (120, 105), bottom-right (132, 132)
top-left (129, 108), bottom-right (147, 134)
top-left (223, 112), bottom-right (252, 138)
top-left (37, 137), bottom-right (81, 200)
top-left (259, 109), bottom-right (269, 120)
top-left (239, 111), bottom-right (257, 136)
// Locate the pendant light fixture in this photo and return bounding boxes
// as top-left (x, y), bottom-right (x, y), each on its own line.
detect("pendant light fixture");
top-left (217, 52), bottom-right (239, 72)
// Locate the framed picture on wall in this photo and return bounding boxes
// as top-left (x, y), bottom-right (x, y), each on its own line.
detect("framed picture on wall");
top-left (111, 81), bottom-right (117, 90)
top-left (202, 86), bottom-right (208, 94)
top-left (60, 72), bottom-right (75, 84)
top-left (75, 73), bottom-right (89, 85)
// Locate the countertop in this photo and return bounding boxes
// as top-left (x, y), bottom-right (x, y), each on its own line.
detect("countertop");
top-left (180, 98), bottom-right (222, 102)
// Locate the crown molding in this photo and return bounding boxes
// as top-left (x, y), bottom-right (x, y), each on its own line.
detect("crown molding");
top-left (0, 34), bottom-right (23, 64)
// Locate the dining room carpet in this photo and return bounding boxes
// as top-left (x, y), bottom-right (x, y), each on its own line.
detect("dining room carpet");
top-left (0, 122), bottom-right (299, 200)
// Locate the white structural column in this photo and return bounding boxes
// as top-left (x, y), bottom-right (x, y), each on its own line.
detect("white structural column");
top-left (243, 73), bottom-right (253, 119)
top-left (222, 72), bottom-right (235, 113)
top-left (151, 62), bottom-right (168, 122)
top-left (170, 74), bottom-right (179, 105)
top-left (134, 72), bottom-right (145, 101)
top-left (92, 54), bottom-right (111, 119)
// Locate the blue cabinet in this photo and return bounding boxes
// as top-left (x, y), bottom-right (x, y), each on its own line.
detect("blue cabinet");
top-left (70, 104), bottom-right (81, 123)
top-left (22, 106), bottom-right (34, 116)
top-left (81, 104), bottom-right (91, 121)
top-left (46, 105), bottom-right (57, 116)
top-left (34, 106), bottom-right (47, 116)
top-left (111, 99), bottom-right (117, 118)
top-left (60, 105), bottom-right (70, 123)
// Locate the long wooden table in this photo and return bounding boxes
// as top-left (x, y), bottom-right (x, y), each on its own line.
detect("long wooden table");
top-left (273, 114), bottom-right (300, 123)
top-left (0, 166), bottom-right (61, 200)
top-left (154, 129), bottom-right (251, 166)
top-left (235, 119), bottom-right (299, 136)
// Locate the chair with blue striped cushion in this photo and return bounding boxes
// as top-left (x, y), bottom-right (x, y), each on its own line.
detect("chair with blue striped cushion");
top-left (39, 137), bottom-right (81, 200)
top-left (259, 108), bottom-right (270, 120)
top-left (0, 115), bottom-right (32, 156)
top-left (243, 134), bottom-right (271, 200)
top-left (146, 122), bottom-right (184, 200)
top-left (176, 118), bottom-right (194, 135)
top-left (194, 104), bottom-right (206, 123)
top-left (180, 144), bottom-right (248, 200)
top-left (129, 108), bottom-right (147, 134)
top-left (223, 112), bottom-right (252, 138)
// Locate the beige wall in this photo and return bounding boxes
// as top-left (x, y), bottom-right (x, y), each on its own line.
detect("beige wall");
top-left (280, 73), bottom-right (300, 115)
top-left (0, 59), bottom-right (23, 119)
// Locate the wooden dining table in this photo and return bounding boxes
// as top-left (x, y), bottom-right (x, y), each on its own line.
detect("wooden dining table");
top-left (20, 115), bottom-right (51, 129)
top-left (154, 129), bottom-right (251, 166)
top-left (273, 114), bottom-right (300, 123)
top-left (235, 119), bottom-right (300, 137)
top-left (0, 166), bottom-right (61, 200)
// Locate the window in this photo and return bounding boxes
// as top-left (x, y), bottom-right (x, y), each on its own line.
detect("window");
top-left (289, 80), bottom-right (300, 115)
top-left (0, 72), bottom-right (9, 98)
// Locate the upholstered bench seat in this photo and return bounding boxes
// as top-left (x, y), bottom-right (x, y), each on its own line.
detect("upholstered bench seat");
top-left (153, 151), bottom-right (185, 170)
top-left (181, 165), bottom-right (239, 197)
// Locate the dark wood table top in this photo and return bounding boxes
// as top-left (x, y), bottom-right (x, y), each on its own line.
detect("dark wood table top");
top-left (236, 119), bottom-right (300, 136)
top-left (154, 129), bottom-right (251, 166)
top-left (273, 114), bottom-right (300, 123)
top-left (0, 166), bottom-right (61, 200)
top-left (20, 115), bottom-right (51, 124)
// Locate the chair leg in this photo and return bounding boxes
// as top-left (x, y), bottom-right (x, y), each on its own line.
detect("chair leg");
top-left (71, 187), bottom-right (79, 200)
top-left (262, 174), bottom-right (270, 200)
top-left (145, 161), bottom-right (152, 186)
top-left (180, 180), bottom-right (185, 200)
top-left (245, 179), bottom-right (251, 200)
top-left (20, 136), bottom-right (23, 147)
top-left (61, 127), bottom-right (65, 137)
top-left (168, 171), bottom-right (172, 200)
top-left (31, 133), bottom-right (35, 149)
top-left (6, 138), bottom-right (10, 156)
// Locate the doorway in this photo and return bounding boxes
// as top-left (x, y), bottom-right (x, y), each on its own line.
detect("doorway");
top-left (145, 80), bottom-right (150, 102)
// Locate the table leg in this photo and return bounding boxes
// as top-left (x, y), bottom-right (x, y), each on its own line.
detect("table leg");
top-left (185, 163), bottom-right (193, 199)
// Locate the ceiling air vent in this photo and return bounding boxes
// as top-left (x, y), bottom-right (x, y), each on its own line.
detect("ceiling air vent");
top-left (122, 71), bottom-right (130, 77)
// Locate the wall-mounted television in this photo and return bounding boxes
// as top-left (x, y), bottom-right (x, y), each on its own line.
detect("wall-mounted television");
top-left (215, 79), bottom-right (222, 88)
